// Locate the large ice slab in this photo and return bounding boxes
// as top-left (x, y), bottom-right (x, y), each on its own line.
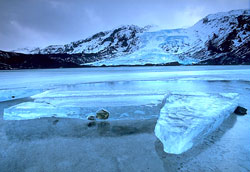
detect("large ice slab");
top-left (4, 89), bottom-right (166, 120)
top-left (0, 88), bottom-right (43, 102)
top-left (154, 92), bottom-right (239, 154)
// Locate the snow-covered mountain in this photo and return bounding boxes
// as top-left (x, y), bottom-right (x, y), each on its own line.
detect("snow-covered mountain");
top-left (14, 25), bottom-right (148, 60)
top-left (6, 9), bottom-right (250, 68)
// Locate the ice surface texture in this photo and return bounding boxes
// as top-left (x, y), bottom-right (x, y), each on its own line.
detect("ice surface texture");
top-left (154, 92), bottom-right (239, 154)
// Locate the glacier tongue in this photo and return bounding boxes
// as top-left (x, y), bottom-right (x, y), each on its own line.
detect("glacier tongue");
top-left (154, 92), bottom-right (239, 154)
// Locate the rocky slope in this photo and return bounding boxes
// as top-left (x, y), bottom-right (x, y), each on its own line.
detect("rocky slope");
top-left (1, 9), bottom-right (249, 69)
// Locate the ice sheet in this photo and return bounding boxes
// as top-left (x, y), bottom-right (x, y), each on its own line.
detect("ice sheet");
top-left (4, 90), bottom-right (166, 120)
top-left (0, 89), bottom-right (43, 102)
top-left (154, 92), bottom-right (239, 154)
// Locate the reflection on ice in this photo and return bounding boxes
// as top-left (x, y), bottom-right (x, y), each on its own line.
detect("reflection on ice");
top-left (154, 92), bottom-right (239, 154)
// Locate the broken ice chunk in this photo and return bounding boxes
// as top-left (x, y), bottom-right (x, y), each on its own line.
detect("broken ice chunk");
top-left (154, 92), bottom-right (239, 154)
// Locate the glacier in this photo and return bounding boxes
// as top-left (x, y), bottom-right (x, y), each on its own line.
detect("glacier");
top-left (86, 9), bottom-right (249, 66)
top-left (154, 92), bottom-right (239, 154)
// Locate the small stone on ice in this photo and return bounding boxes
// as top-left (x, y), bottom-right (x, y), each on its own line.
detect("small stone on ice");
top-left (87, 115), bottom-right (96, 120)
top-left (234, 106), bottom-right (247, 115)
top-left (96, 109), bottom-right (109, 120)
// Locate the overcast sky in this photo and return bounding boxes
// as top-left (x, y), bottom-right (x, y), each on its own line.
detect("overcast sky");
top-left (0, 0), bottom-right (249, 51)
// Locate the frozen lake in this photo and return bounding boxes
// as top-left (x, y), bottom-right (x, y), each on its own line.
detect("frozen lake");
top-left (0, 66), bottom-right (250, 171)
top-left (0, 65), bottom-right (250, 90)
